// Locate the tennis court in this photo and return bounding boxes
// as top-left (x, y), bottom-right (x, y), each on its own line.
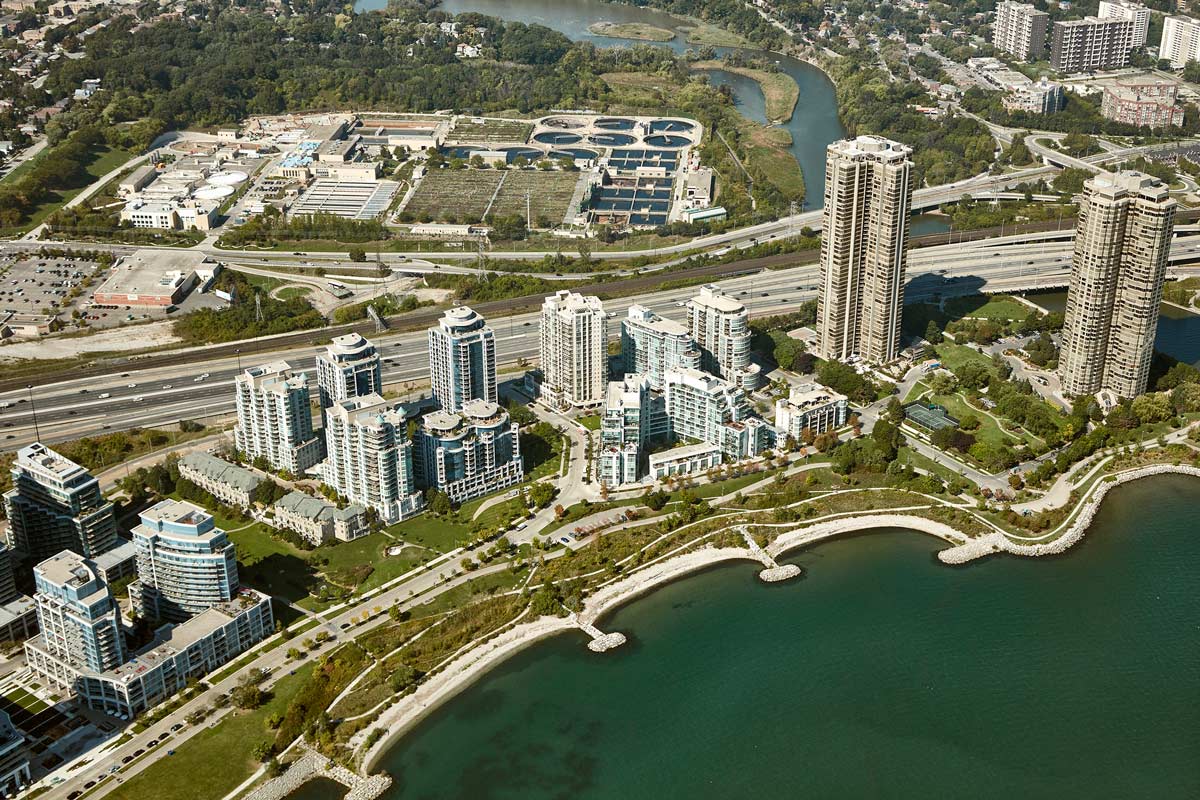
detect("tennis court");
top-left (903, 402), bottom-right (960, 431)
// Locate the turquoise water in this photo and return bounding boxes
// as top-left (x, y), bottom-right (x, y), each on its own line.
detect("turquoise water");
top-left (378, 474), bottom-right (1200, 798)
top-left (353, 0), bottom-right (846, 207)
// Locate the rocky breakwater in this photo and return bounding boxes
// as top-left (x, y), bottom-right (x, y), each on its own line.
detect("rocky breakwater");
top-left (246, 748), bottom-right (392, 800)
top-left (739, 527), bottom-right (803, 582)
top-left (938, 464), bottom-right (1200, 564)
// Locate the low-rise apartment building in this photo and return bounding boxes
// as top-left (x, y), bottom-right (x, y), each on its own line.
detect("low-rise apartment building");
top-left (272, 492), bottom-right (368, 546)
top-left (774, 383), bottom-right (849, 441)
top-left (177, 452), bottom-right (263, 508)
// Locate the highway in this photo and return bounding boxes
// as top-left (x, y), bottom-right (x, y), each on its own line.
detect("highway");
top-left (6, 231), bottom-right (1200, 451)
top-left (0, 165), bottom-right (1060, 268)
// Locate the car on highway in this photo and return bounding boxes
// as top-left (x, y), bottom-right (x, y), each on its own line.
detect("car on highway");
top-left (127, 383), bottom-right (137, 388)
top-left (133, 749), bottom-right (144, 757)
top-left (171, 723), bottom-right (183, 732)
top-left (162, 384), bottom-right (172, 389)
top-left (133, 396), bottom-right (143, 402)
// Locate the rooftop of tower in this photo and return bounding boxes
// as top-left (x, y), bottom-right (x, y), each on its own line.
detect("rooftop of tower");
top-left (15, 442), bottom-right (90, 483)
top-left (1089, 170), bottom-right (1171, 201)
top-left (625, 304), bottom-right (689, 336)
top-left (438, 305), bottom-right (489, 333)
top-left (829, 135), bottom-right (912, 161)
top-left (690, 284), bottom-right (745, 314)
top-left (325, 332), bottom-right (377, 360)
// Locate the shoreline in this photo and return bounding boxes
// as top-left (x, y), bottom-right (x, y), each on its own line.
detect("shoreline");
top-left (354, 466), bottom-right (1200, 775)
top-left (690, 60), bottom-right (800, 124)
top-left (358, 547), bottom-right (758, 772)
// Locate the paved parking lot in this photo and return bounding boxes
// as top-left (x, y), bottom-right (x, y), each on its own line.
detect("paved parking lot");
top-left (0, 256), bottom-right (102, 320)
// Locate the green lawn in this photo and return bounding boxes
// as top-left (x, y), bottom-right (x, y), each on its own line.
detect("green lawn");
top-left (409, 570), bottom-right (524, 617)
top-left (0, 145), bottom-right (135, 234)
top-left (228, 524), bottom-right (318, 604)
top-left (929, 391), bottom-right (1023, 450)
top-left (934, 342), bottom-right (993, 372)
top-left (683, 470), bottom-right (774, 500)
top-left (275, 286), bottom-right (311, 300)
top-left (942, 294), bottom-right (1028, 321)
top-left (389, 514), bottom-right (474, 553)
top-left (104, 665), bottom-right (316, 800)
top-left (896, 447), bottom-right (964, 485)
top-left (523, 427), bottom-right (566, 480)
top-left (318, 532), bottom-right (425, 595)
top-left (577, 414), bottom-right (603, 431)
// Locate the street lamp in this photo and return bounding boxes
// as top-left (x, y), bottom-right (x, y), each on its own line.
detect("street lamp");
top-left (26, 384), bottom-right (40, 442)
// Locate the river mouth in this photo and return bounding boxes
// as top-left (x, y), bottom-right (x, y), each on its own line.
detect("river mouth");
top-left (353, 0), bottom-right (847, 208)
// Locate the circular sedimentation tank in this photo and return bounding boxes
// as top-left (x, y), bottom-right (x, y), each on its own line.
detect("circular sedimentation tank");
top-left (500, 146), bottom-right (543, 163)
top-left (533, 131), bottom-right (583, 145)
top-left (193, 184), bottom-right (235, 200)
top-left (650, 119), bottom-right (694, 133)
top-left (595, 117), bottom-right (636, 130)
top-left (540, 116), bottom-right (586, 129)
top-left (589, 132), bottom-right (637, 147)
top-left (206, 170), bottom-right (249, 186)
top-left (644, 134), bottom-right (691, 148)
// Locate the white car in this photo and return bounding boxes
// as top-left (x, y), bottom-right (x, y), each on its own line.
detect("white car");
top-left (162, 384), bottom-right (173, 389)
top-left (133, 396), bottom-right (144, 402)
top-left (127, 383), bottom-right (137, 388)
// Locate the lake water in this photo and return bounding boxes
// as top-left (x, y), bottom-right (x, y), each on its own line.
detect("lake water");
top-left (353, 0), bottom-right (846, 207)
top-left (376, 474), bottom-right (1200, 799)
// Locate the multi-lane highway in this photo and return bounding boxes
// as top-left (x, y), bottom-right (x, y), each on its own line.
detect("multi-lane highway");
top-left (6, 231), bottom-right (1200, 450)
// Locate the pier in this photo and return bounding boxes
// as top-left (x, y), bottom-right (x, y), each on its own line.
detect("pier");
top-left (243, 747), bottom-right (391, 800)
top-left (572, 613), bottom-right (627, 652)
top-left (740, 528), bottom-right (802, 582)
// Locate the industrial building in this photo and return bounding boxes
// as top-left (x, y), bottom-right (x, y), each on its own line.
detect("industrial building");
top-left (92, 250), bottom-right (216, 308)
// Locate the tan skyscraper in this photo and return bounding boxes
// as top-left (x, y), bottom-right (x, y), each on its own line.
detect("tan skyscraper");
top-left (1059, 170), bottom-right (1175, 400)
top-left (817, 136), bottom-right (913, 364)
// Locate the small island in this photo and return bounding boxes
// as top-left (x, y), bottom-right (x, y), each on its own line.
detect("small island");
top-left (588, 21), bottom-right (677, 42)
